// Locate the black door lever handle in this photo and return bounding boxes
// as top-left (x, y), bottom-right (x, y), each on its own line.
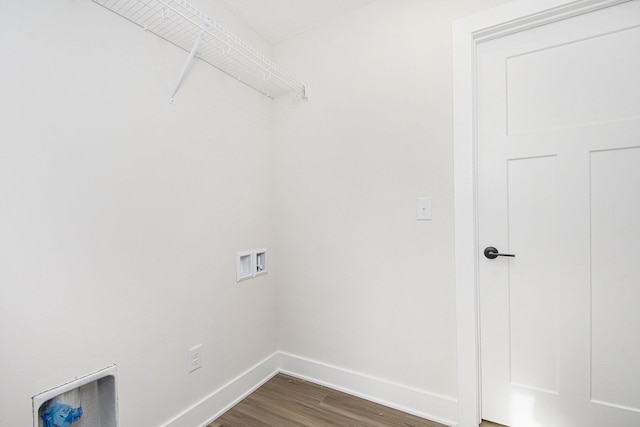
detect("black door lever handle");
top-left (484, 246), bottom-right (516, 260)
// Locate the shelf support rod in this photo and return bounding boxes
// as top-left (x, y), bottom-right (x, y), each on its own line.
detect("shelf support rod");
top-left (169, 30), bottom-right (205, 104)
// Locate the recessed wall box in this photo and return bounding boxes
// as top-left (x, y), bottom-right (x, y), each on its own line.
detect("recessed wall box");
top-left (254, 249), bottom-right (268, 276)
top-left (33, 365), bottom-right (118, 427)
top-left (236, 250), bottom-right (254, 282)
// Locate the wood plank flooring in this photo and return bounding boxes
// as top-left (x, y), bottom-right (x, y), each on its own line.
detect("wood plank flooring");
top-left (209, 373), bottom-right (506, 427)
top-left (208, 374), bottom-right (446, 427)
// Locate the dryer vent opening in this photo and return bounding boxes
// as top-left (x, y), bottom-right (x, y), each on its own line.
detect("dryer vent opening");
top-left (33, 366), bottom-right (117, 427)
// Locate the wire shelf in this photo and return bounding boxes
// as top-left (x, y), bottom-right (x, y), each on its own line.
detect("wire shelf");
top-left (92, 0), bottom-right (307, 101)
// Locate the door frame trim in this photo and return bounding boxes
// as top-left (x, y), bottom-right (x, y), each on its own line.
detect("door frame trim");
top-left (452, 1), bottom-right (631, 425)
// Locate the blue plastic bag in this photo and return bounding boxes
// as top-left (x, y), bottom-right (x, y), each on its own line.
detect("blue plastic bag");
top-left (41, 401), bottom-right (83, 427)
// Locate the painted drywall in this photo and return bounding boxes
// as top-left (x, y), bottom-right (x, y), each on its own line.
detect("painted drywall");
top-left (0, 1), bottom-right (278, 425)
top-left (273, 0), bottom-right (510, 401)
top-left (0, 0), bottom-right (519, 425)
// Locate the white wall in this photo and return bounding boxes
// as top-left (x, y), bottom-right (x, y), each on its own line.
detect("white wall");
top-left (0, 1), bottom-right (279, 426)
top-left (273, 0), bottom-right (510, 402)
top-left (0, 0), bottom-right (518, 425)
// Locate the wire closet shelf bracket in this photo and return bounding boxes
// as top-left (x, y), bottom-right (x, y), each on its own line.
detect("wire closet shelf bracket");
top-left (92, 0), bottom-right (309, 103)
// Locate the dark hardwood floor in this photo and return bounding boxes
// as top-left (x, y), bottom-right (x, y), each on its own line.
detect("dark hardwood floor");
top-left (209, 373), bottom-right (447, 427)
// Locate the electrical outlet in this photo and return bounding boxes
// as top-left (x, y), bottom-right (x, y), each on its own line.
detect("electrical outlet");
top-left (188, 344), bottom-right (202, 373)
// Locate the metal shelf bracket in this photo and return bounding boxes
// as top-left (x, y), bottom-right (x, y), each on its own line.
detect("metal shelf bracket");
top-left (170, 29), bottom-right (204, 104)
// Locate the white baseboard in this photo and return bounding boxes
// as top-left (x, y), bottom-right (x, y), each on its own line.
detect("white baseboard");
top-left (279, 352), bottom-right (458, 427)
top-left (164, 352), bottom-right (281, 427)
top-left (165, 351), bottom-right (458, 427)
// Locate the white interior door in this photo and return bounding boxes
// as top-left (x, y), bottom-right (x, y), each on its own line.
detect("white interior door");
top-left (477, 2), bottom-right (640, 426)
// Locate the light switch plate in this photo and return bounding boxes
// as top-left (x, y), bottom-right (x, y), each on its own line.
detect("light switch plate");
top-left (416, 197), bottom-right (432, 220)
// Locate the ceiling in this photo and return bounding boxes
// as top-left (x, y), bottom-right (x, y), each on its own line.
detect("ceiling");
top-left (218, 0), bottom-right (376, 44)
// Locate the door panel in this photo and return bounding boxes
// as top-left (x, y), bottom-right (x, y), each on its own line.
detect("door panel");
top-left (506, 25), bottom-right (640, 134)
top-left (507, 156), bottom-right (559, 394)
top-left (590, 147), bottom-right (640, 413)
top-left (477, 1), bottom-right (640, 426)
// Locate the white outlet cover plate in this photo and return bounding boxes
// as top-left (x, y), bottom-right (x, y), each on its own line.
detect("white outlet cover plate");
top-left (188, 344), bottom-right (202, 373)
